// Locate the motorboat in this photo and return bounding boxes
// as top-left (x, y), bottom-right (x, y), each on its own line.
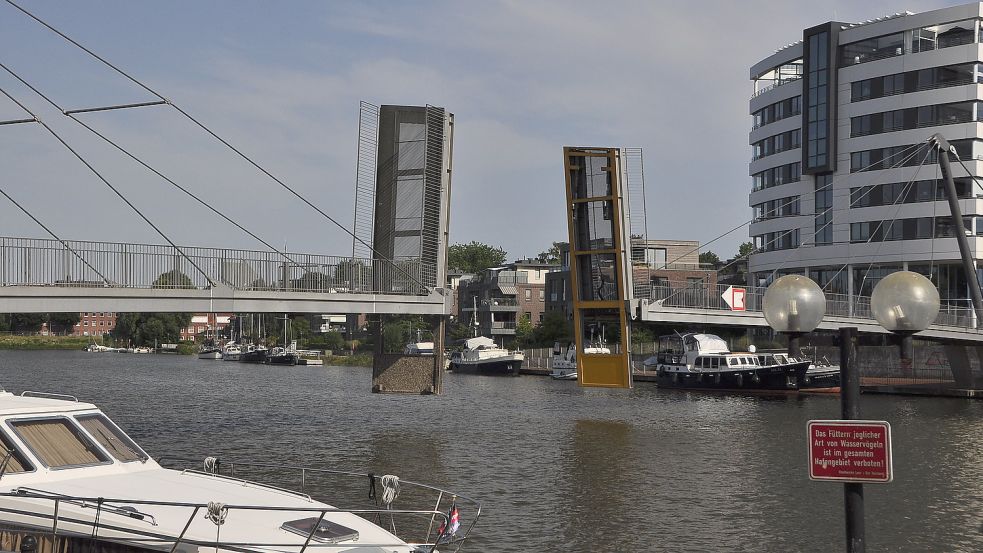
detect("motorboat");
top-left (267, 346), bottom-right (299, 366)
top-left (222, 341), bottom-right (242, 362)
top-left (197, 346), bottom-right (223, 360)
top-left (643, 333), bottom-right (812, 390)
top-left (549, 341), bottom-right (611, 380)
top-left (240, 344), bottom-right (268, 364)
top-left (448, 336), bottom-right (523, 376)
top-left (0, 387), bottom-right (481, 552)
top-left (404, 342), bottom-right (435, 355)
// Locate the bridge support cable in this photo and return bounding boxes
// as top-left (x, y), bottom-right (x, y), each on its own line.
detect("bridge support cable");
top-left (0, 117), bottom-right (35, 126)
top-left (4, 0), bottom-right (432, 293)
top-left (652, 143), bottom-right (925, 305)
top-left (0, 83), bottom-right (214, 287)
top-left (0, 62), bottom-right (306, 277)
top-left (779, 144), bottom-right (929, 288)
top-left (932, 134), bottom-right (983, 324)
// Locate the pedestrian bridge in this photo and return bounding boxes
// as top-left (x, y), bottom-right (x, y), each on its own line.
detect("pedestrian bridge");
top-left (633, 283), bottom-right (983, 343)
top-left (0, 236), bottom-right (449, 314)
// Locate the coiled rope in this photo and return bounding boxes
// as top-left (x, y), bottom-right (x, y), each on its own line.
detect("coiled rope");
top-left (380, 474), bottom-right (400, 506)
top-left (203, 456), bottom-right (219, 474)
top-left (205, 501), bottom-right (228, 553)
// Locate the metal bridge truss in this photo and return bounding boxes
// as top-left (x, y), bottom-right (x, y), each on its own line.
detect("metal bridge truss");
top-left (0, 236), bottom-right (448, 314)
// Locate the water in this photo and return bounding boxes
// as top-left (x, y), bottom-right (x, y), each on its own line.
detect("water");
top-left (1, 350), bottom-right (982, 552)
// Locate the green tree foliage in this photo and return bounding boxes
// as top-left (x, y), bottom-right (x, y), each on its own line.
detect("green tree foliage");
top-left (448, 241), bottom-right (507, 274)
top-left (296, 271), bottom-right (332, 292)
top-left (536, 242), bottom-right (566, 265)
top-left (698, 251), bottom-right (720, 266)
top-left (381, 315), bottom-right (427, 353)
top-left (738, 241), bottom-right (754, 258)
top-left (112, 313), bottom-right (192, 346)
top-left (515, 314), bottom-right (535, 347)
top-left (525, 312), bottom-right (573, 348)
top-left (153, 270), bottom-right (194, 289)
top-left (0, 314), bottom-right (9, 332)
top-left (10, 313), bottom-right (45, 333)
top-left (48, 313), bottom-right (81, 334)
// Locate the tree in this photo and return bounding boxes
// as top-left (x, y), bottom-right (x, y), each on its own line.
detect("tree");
top-left (295, 271), bottom-right (332, 292)
top-left (112, 313), bottom-right (192, 346)
top-left (48, 313), bottom-right (81, 334)
top-left (515, 314), bottom-right (535, 347)
top-left (530, 312), bottom-right (573, 347)
top-left (336, 260), bottom-right (369, 289)
top-left (0, 314), bottom-right (9, 332)
top-left (10, 313), bottom-right (45, 333)
top-left (536, 242), bottom-right (566, 265)
top-left (738, 241), bottom-right (754, 258)
top-left (153, 270), bottom-right (194, 289)
top-left (448, 241), bottom-right (507, 274)
top-left (698, 251), bottom-right (720, 266)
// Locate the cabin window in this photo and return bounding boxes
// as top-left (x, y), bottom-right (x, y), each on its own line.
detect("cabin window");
top-left (710, 358), bottom-right (720, 369)
top-left (695, 356), bottom-right (704, 368)
top-left (10, 418), bottom-right (109, 468)
top-left (75, 414), bottom-right (148, 462)
top-left (0, 431), bottom-right (33, 473)
top-left (726, 358), bottom-right (736, 366)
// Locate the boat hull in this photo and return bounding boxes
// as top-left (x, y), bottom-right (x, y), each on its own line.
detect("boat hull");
top-left (652, 361), bottom-right (812, 391)
top-left (240, 350), bottom-right (268, 364)
top-left (266, 353), bottom-right (299, 366)
top-left (451, 357), bottom-right (523, 376)
top-left (198, 351), bottom-right (222, 360)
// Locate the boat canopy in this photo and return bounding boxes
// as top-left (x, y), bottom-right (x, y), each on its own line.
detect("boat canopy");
top-left (683, 334), bottom-right (730, 354)
top-left (464, 336), bottom-right (497, 350)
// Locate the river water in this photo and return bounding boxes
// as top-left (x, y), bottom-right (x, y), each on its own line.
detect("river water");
top-left (0, 350), bottom-right (981, 552)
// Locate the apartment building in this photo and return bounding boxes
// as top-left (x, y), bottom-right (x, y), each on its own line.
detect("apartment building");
top-left (750, 4), bottom-right (983, 303)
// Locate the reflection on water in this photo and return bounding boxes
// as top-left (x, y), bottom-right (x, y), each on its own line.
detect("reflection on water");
top-left (0, 351), bottom-right (981, 552)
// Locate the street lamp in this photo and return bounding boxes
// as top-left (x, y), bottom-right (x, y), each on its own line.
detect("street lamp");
top-left (762, 274), bottom-right (826, 358)
top-left (870, 271), bottom-right (940, 374)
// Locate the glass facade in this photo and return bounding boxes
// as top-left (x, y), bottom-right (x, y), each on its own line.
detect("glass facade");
top-left (804, 30), bottom-right (831, 172)
top-left (752, 96), bottom-right (801, 129)
top-left (752, 129), bottom-right (801, 160)
top-left (851, 63), bottom-right (979, 102)
top-left (840, 33), bottom-right (904, 66)
top-left (850, 140), bottom-right (978, 173)
top-left (850, 179), bottom-right (974, 208)
top-left (850, 101), bottom-right (978, 137)
top-left (751, 162), bottom-right (801, 191)
top-left (753, 229), bottom-right (800, 252)
top-left (911, 19), bottom-right (977, 52)
top-left (814, 175), bottom-right (832, 245)
top-left (850, 216), bottom-right (973, 242)
top-left (752, 196), bottom-right (800, 221)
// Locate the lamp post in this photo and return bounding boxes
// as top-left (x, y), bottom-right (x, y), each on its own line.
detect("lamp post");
top-left (762, 275), bottom-right (826, 358)
top-left (870, 271), bottom-right (941, 376)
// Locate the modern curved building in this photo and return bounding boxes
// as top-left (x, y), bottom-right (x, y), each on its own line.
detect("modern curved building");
top-left (748, 3), bottom-right (983, 305)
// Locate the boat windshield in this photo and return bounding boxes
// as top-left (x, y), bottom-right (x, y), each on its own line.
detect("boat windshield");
top-left (75, 413), bottom-right (148, 462)
top-left (0, 431), bottom-right (33, 473)
top-left (9, 418), bottom-right (110, 469)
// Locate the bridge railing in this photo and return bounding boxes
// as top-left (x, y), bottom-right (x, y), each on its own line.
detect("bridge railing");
top-left (0, 237), bottom-right (436, 296)
top-left (642, 283), bottom-right (979, 331)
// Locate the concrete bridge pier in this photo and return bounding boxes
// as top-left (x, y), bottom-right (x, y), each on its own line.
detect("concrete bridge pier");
top-left (370, 314), bottom-right (445, 395)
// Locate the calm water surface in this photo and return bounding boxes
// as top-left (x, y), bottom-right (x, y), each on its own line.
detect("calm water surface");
top-left (1, 350), bottom-right (981, 552)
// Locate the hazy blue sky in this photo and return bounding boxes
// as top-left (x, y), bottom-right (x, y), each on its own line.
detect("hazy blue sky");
top-left (0, 0), bottom-right (958, 262)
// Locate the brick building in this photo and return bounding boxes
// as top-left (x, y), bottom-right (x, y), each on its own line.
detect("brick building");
top-left (72, 312), bottom-right (117, 337)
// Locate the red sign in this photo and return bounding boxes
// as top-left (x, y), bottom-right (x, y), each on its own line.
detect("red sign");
top-left (808, 420), bottom-right (893, 483)
top-left (721, 286), bottom-right (746, 311)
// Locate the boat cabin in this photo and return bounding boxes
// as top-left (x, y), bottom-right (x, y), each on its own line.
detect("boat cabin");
top-left (650, 333), bottom-right (760, 373)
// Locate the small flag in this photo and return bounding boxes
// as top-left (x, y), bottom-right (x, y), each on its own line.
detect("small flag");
top-left (437, 504), bottom-right (460, 539)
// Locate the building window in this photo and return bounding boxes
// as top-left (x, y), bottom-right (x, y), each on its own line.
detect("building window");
top-left (815, 175), bottom-right (833, 245)
top-left (539, 290), bottom-right (544, 301)
top-left (524, 289), bottom-right (531, 300)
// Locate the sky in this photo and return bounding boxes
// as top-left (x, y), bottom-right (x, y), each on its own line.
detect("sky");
top-left (0, 0), bottom-right (960, 262)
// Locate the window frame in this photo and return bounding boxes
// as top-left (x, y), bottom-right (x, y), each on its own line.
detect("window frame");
top-left (7, 416), bottom-right (113, 470)
top-left (74, 412), bottom-right (149, 464)
top-left (0, 426), bottom-right (36, 475)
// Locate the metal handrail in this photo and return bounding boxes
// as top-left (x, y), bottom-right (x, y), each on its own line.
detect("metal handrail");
top-left (640, 282), bottom-right (981, 332)
top-left (0, 486), bottom-right (466, 553)
top-left (0, 236), bottom-right (437, 295)
top-left (19, 391), bottom-right (78, 402)
top-left (157, 457), bottom-right (481, 552)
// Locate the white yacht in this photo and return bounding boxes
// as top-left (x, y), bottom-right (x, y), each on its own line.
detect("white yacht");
top-left (0, 388), bottom-right (480, 552)
top-left (448, 337), bottom-right (523, 376)
top-left (222, 341), bottom-right (242, 362)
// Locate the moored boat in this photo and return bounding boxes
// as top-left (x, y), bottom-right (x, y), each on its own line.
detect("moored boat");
top-left (222, 341), bottom-right (242, 361)
top-left (197, 346), bottom-right (223, 360)
top-left (0, 386), bottom-right (481, 552)
top-left (449, 336), bottom-right (523, 376)
top-left (239, 344), bottom-right (268, 364)
top-left (643, 333), bottom-right (812, 391)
